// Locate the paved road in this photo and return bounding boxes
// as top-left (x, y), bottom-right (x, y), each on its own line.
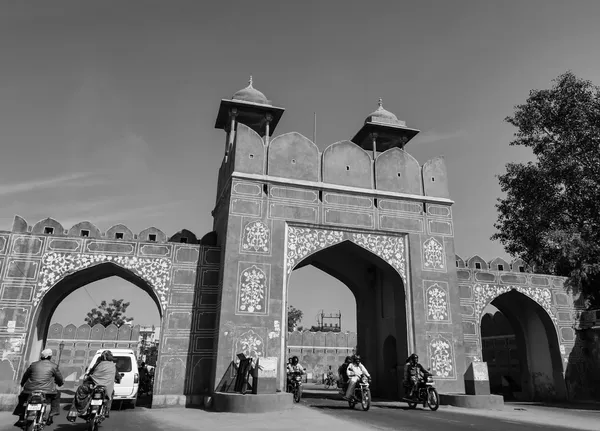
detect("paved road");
top-left (301, 390), bottom-right (592, 431)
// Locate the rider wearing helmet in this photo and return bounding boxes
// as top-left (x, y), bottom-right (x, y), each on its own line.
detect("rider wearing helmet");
top-left (404, 353), bottom-right (427, 399)
top-left (13, 348), bottom-right (64, 427)
top-left (286, 356), bottom-right (305, 386)
top-left (344, 355), bottom-right (371, 400)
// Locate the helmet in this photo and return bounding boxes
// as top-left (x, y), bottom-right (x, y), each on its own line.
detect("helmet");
top-left (291, 356), bottom-right (299, 365)
top-left (353, 355), bottom-right (361, 363)
top-left (410, 353), bottom-right (418, 363)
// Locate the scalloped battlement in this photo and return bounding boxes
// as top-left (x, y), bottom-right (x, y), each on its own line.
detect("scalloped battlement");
top-left (217, 124), bottom-right (450, 201)
top-left (6, 215), bottom-right (216, 245)
top-left (455, 253), bottom-right (532, 273)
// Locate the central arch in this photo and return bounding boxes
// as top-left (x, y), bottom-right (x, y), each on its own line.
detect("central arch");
top-left (283, 226), bottom-right (412, 398)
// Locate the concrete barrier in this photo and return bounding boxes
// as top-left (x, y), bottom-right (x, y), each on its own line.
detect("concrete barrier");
top-left (213, 392), bottom-right (293, 413)
top-left (440, 393), bottom-right (504, 410)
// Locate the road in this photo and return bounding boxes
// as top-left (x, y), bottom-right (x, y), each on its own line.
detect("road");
top-left (300, 389), bottom-right (595, 431)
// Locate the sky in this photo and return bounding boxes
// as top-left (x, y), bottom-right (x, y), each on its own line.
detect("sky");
top-left (1, 1), bottom-right (600, 332)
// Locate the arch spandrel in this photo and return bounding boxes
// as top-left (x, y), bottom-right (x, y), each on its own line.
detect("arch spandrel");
top-left (473, 283), bottom-right (556, 324)
top-left (285, 226), bottom-right (407, 284)
top-left (35, 252), bottom-right (172, 310)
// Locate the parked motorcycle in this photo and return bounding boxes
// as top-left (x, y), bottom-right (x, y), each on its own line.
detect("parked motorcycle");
top-left (85, 385), bottom-right (109, 431)
top-left (286, 371), bottom-right (303, 403)
top-left (404, 369), bottom-right (439, 411)
top-left (22, 391), bottom-right (50, 431)
top-left (347, 375), bottom-right (371, 411)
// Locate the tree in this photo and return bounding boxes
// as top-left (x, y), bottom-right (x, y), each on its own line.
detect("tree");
top-left (287, 305), bottom-right (303, 331)
top-left (85, 299), bottom-right (134, 327)
top-left (492, 71), bottom-right (600, 307)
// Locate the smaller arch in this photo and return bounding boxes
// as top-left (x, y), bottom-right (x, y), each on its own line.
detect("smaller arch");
top-left (375, 147), bottom-right (422, 195)
top-left (67, 221), bottom-right (102, 238)
top-left (12, 215), bottom-right (28, 233)
top-left (489, 257), bottom-right (510, 272)
top-left (467, 255), bottom-right (488, 270)
top-left (138, 227), bottom-right (167, 243)
top-left (169, 229), bottom-right (198, 244)
top-left (32, 218), bottom-right (65, 235)
top-left (267, 132), bottom-right (320, 182)
top-left (322, 140), bottom-right (373, 189)
top-left (455, 254), bottom-right (466, 269)
top-left (422, 156), bottom-right (450, 199)
top-left (106, 224), bottom-right (134, 241)
top-left (76, 324), bottom-right (91, 340)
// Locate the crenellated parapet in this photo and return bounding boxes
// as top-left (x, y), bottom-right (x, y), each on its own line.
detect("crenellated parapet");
top-left (455, 254), bottom-right (531, 273)
top-left (5, 215), bottom-right (213, 245)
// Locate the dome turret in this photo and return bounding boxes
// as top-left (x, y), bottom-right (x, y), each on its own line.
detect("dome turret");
top-left (365, 98), bottom-right (404, 126)
top-left (232, 76), bottom-right (271, 106)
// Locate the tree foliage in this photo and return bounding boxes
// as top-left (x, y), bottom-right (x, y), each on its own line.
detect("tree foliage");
top-left (287, 305), bottom-right (303, 330)
top-left (85, 299), bottom-right (134, 327)
top-left (492, 71), bottom-right (600, 307)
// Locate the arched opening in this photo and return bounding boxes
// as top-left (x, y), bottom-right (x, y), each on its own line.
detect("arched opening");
top-left (480, 290), bottom-right (566, 401)
top-left (25, 262), bottom-right (163, 403)
top-left (383, 335), bottom-right (399, 399)
top-left (286, 239), bottom-right (409, 399)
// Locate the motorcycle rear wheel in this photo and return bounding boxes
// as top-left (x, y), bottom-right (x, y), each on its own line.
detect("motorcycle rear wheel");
top-left (427, 388), bottom-right (440, 411)
top-left (88, 413), bottom-right (98, 431)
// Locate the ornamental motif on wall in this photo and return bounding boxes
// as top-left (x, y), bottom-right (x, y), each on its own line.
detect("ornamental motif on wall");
top-left (236, 329), bottom-right (264, 360)
top-left (241, 220), bottom-right (270, 253)
top-left (286, 227), bottom-right (344, 273)
top-left (238, 265), bottom-right (267, 313)
top-left (426, 283), bottom-right (449, 322)
top-left (36, 252), bottom-right (172, 309)
top-left (351, 233), bottom-right (406, 283)
top-left (429, 334), bottom-right (455, 379)
top-left (472, 283), bottom-right (555, 321)
top-left (423, 237), bottom-right (445, 271)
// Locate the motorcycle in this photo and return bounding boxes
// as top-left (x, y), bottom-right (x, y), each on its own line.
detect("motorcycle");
top-left (22, 391), bottom-right (51, 431)
top-left (403, 369), bottom-right (439, 411)
top-left (324, 373), bottom-right (336, 389)
top-left (85, 384), bottom-right (109, 431)
top-left (286, 371), bottom-right (303, 403)
top-left (347, 375), bottom-right (371, 411)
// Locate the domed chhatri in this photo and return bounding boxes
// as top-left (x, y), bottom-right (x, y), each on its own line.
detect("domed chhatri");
top-left (231, 76), bottom-right (271, 106)
top-left (365, 98), bottom-right (405, 126)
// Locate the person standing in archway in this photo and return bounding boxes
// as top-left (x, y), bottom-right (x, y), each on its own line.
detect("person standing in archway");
top-left (13, 348), bottom-right (64, 427)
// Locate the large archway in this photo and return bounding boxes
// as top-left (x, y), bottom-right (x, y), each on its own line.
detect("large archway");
top-left (480, 290), bottom-right (566, 401)
top-left (285, 238), bottom-right (409, 399)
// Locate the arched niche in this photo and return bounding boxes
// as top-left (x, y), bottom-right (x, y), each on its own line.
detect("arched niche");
top-left (489, 257), bottom-right (510, 272)
top-left (233, 123), bottom-right (265, 175)
top-left (467, 255), bottom-right (488, 271)
top-left (267, 132), bottom-right (320, 182)
top-left (322, 141), bottom-right (373, 189)
top-left (12, 215), bottom-right (28, 233)
top-left (138, 227), bottom-right (167, 243)
top-left (511, 258), bottom-right (528, 273)
top-left (455, 254), bottom-right (466, 269)
top-left (375, 148), bottom-right (422, 195)
top-left (422, 156), bottom-right (450, 199)
top-left (169, 229), bottom-right (198, 244)
top-left (32, 218), bottom-right (65, 236)
top-left (67, 221), bottom-right (102, 238)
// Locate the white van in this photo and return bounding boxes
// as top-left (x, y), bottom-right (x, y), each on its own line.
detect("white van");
top-left (85, 349), bottom-right (139, 407)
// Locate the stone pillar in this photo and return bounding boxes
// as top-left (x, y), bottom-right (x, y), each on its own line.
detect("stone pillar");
top-left (464, 361), bottom-right (491, 395)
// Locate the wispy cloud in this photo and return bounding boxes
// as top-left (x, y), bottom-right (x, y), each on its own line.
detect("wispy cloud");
top-left (0, 172), bottom-right (100, 197)
top-left (415, 129), bottom-right (466, 144)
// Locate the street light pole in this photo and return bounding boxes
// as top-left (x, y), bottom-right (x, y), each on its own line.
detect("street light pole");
top-left (58, 341), bottom-right (65, 368)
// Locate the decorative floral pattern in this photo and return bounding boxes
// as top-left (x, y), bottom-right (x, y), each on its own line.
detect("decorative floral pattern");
top-left (473, 283), bottom-right (555, 321)
top-left (236, 329), bottom-right (264, 360)
top-left (426, 283), bottom-right (449, 321)
top-left (36, 252), bottom-right (172, 309)
top-left (238, 265), bottom-right (267, 313)
top-left (286, 227), bottom-right (344, 273)
top-left (429, 334), bottom-right (455, 378)
top-left (423, 237), bottom-right (445, 271)
top-left (352, 233), bottom-right (406, 283)
top-left (242, 220), bottom-right (270, 253)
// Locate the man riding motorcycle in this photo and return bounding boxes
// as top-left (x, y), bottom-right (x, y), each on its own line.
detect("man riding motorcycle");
top-left (344, 355), bottom-right (371, 401)
top-left (286, 356), bottom-right (305, 382)
top-left (337, 356), bottom-right (352, 394)
top-left (404, 353), bottom-right (427, 399)
top-left (13, 348), bottom-right (64, 427)
top-left (69, 350), bottom-right (121, 421)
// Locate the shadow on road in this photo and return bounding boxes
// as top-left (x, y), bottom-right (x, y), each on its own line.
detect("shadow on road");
top-left (506, 401), bottom-right (600, 412)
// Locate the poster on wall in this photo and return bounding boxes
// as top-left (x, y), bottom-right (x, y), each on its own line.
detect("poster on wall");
top-left (258, 357), bottom-right (278, 378)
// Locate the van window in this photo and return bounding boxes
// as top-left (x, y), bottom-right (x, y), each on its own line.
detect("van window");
top-left (115, 356), bottom-right (132, 373)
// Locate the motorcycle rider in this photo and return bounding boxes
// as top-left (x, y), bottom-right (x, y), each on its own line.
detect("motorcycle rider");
top-left (404, 353), bottom-right (427, 399)
top-left (13, 348), bottom-right (64, 427)
top-left (69, 350), bottom-right (121, 421)
top-left (286, 356), bottom-right (305, 390)
top-left (337, 356), bottom-right (352, 394)
top-left (344, 355), bottom-right (371, 401)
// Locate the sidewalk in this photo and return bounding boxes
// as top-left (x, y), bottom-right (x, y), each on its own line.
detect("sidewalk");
top-left (143, 405), bottom-right (377, 430)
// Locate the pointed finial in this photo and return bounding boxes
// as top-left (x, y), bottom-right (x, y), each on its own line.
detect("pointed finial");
top-left (378, 97), bottom-right (383, 109)
top-left (248, 75), bottom-right (253, 87)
